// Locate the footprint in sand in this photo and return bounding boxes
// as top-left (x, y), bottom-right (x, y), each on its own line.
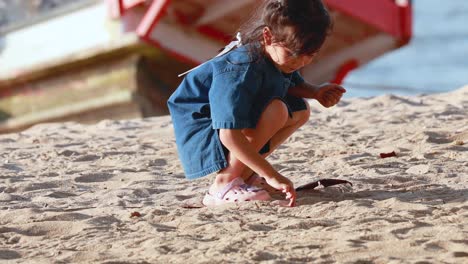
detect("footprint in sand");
top-left (0, 250), bottom-right (21, 260)
top-left (358, 234), bottom-right (383, 241)
top-left (151, 223), bottom-right (177, 233)
top-left (422, 131), bottom-right (453, 144)
top-left (347, 239), bottom-right (367, 248)
top-left (102, 151), bottom-right (137, 157)
top-left (453, 252), bottom-right (468, 258)
top-left (410, 239), bottom-right (429, 247)
top-left (408, 208), bottom-right (435, 218)
top-left (43, 213), bottom-right (92, 221)
top-left (247, 224), bottom-right (275, 232)
top-left (40, 172), bottom-right (60, 177)
top-left (148, 159), bottom-right (168, 167)
top-left (2, 163), bottom-right (24, 172)
top-left (0, 138), bottom-right (16, 143)
top-left (451, 239), bottom-right (468, 246)
top-left (174, 194), bottom-right (196, 201)
top-left (73, 154), bottom-right (101, 162)
top-left (46, 191), bottom-right (78, 198)
top-left (251, 251), bottom-right (278, 261)
top-left (1, 222), bottom-right (82, 237)
top-left (75, 173), bottom-right (114, 183)
top-left (58, 149), bottom-right (80, 157)
top-left (281, 219), bottom-right (338, 230)
top-left (391, 221), bottom-right (432, 239)
top-left (424, 242), bottom-right (445, 252)
top-left (0, 193), bottom-right (25, 202)
top-left (17, 182), bottom-right (60, 192)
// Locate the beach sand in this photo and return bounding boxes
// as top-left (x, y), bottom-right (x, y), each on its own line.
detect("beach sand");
top-left (0, 86), bottom-right (467, 263)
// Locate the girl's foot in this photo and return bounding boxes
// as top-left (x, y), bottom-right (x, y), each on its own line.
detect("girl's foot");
top-left (203, 177), bottom-right (271, 206)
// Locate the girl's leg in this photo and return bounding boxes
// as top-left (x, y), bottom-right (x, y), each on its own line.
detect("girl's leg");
top-left (240, 100), bottom-right (310, 179)
top-left (210, 99), bottom-right (289, 193)
top-left (209, 99), bottom-right (310, 193)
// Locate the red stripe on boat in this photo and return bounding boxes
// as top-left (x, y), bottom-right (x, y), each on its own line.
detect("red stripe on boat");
top-left (325, 0), bottom-right (412, 41)
top-left (136, 0), bottom-right (172, 38)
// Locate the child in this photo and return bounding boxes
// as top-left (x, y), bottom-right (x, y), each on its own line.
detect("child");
top-left (167, 0), bottom-right (346, 207)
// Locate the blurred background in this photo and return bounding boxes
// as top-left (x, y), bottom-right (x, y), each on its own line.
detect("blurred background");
top-left (344, 0), bottom-right (468, 97)
top-left (0, 0), bottom-right (466, 133)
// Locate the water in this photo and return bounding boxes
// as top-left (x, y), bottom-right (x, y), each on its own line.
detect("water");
top-left (343, 0), bottom-right (468, 98)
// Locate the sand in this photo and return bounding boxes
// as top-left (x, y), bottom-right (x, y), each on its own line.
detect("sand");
top-left (0, 86), bottom-right (467, 263)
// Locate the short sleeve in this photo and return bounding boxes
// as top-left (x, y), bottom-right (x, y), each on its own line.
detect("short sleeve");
top-left (209, 68), bottom-right (261, 129)
top-left (290, 71), bottom-right (305, 88)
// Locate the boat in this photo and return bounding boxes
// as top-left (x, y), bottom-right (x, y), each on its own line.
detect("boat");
top-left (109, 0), bottom-right (412, 83)
top-left (0, 0), bottom-right (411, 133)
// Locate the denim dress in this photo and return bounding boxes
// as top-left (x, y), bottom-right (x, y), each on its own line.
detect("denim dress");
top-left (167, 44), bottom-right (307, 179)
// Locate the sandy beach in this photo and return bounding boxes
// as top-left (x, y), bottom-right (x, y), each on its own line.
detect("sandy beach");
top-left (0, 86), bottom-right (467, 263)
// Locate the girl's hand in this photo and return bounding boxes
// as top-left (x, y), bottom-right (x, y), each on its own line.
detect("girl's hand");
top-left (315, 83), bottom-right (346, 108)
top-left (264, 174), bottom-right (296, 207)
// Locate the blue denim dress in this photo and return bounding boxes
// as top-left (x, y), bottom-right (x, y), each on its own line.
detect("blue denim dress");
top-left (167, 44), bottom-right (307, 179)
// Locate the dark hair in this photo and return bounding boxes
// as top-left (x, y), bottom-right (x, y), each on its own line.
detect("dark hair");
top-left (239, 0), bottom-right (332, 56)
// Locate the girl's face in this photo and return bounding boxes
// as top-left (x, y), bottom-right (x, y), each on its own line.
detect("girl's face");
top-left (267, 44), bottom-right (316, 73)
top-left (263, 27), bottom-right (317, 73)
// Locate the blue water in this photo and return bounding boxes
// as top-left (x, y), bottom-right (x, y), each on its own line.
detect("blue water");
top-left (343, 0), bottom-right (468, 98)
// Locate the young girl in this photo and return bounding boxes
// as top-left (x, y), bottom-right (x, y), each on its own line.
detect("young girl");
top-left (168, 0), bottom-right (346, 207)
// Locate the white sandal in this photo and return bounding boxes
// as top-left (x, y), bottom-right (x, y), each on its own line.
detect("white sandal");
top-left (202, 177), bottom-right (271, 206)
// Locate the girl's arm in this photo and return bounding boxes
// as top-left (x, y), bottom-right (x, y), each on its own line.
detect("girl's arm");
top-left (288, 82), bottom-right (346, 108)
top-left (219, 129), bottom-right (296, 206)
top-left (287, 82), bottom-right (321, 99)
top-left (219, 129), bottom-right (277, 177)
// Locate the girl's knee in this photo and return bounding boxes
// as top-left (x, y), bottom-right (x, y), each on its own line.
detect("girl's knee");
top-left (301, 99), bottom-right (311, 122)
top-left (264, 99), bottom-right (289, 127)
top-left (292, 99), bottom-right (311, 126)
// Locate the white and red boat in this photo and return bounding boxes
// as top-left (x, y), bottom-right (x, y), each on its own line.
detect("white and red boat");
top-left (108, 0), bottom-right (412, 84)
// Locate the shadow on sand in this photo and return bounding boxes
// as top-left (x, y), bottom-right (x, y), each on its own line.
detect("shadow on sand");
top-left (297, 184), bottom-right (467, 208)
